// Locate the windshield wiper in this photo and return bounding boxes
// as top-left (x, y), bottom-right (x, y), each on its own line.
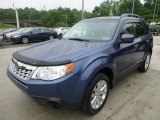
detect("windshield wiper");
top-left (68, 38), bottom-right (90, 42)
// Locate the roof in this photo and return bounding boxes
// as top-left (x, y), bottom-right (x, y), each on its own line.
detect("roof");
top-left (86, 14), bottom-right (143, 21)
top-left (86, 16), bottom-right (141, 21)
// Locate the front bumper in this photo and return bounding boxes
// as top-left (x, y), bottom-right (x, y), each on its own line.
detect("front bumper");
top-left (9, 37), bottom-right (21, 43)
top-left (7, 68), bottom-right (87, 105)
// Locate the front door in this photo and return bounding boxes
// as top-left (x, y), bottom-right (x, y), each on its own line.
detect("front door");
top-left (115, 21), bottom-right (139, 77)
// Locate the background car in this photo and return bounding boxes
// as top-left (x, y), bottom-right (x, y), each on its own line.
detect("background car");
top-left (0, 28), bottom-right (18, 37)
top-left (150, 27), bottom-right (160, 36)
top-left (8, 27), bottom-right (58, 44)
top-left (54, 27), bottom-right (70, 37)
top-left (0, 28), bottom-right (18, 41)
top-left (4, 28), bottom-right (27, 40)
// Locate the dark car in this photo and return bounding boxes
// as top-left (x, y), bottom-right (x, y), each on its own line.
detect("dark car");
top-left (150, 27), bottom-right (159, 36)
top-left (7, 14), bottom-right (153, 114)
top-left (8, 27), bottom-right (58, 44)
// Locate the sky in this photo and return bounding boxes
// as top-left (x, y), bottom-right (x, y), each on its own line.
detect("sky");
top-left (0, 0), bottom-right (144, 12)
top-left (0, 0), bottom-right (106, 12)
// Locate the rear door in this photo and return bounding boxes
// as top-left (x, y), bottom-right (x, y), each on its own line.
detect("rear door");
top-left (132, 21), bottom-right (147, 63)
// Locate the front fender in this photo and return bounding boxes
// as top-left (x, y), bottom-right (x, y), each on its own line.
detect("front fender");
top-left (80, 55), bottom-right (115, 89)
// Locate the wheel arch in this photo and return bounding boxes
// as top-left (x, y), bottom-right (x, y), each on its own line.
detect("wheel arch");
top-left (148, 47), bottom-right (152, 55)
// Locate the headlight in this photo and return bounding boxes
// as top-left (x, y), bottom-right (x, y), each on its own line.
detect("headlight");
top-left (31, 63), bottom-right (74, 80)
top-left (13, 35), bottom-right (21, 38)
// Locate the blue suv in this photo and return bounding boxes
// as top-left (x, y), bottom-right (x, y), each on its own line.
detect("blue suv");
top-left (7, 14), bottom-right (153, 114)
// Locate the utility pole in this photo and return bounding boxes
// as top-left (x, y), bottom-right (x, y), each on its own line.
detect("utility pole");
top-left (82, 0), bottom-right (84, 20)
top-left (65, 15), bottom-right (68, 27)
top-left (156, 4), bottom-right (160, 21)
top-left (132, 0), bottom-right (135, 15)
top-left (153, 0), bottom-right (158, 22)
top-left (13, 4), bottom-right (20, 28)
top-left (15, 9), bottom-right (20, 28)
top-left (28, 15), bottom-right (31, 27)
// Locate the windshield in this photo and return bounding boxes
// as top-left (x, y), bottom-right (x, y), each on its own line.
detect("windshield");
top-left (63, 19), bottom-right (119, 41)
top-left (21, 28), bottom-right (33, 33)
top-left (15, 28), bottom-right (27, 33)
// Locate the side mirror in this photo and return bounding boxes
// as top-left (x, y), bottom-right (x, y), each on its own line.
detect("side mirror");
top-left (121, 34), bottom-right (134, 43)
top-left (30, 31), bottom-right (33, 34)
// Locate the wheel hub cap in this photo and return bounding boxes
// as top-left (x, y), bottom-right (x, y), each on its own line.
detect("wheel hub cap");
top-left (145, 54), bottom-right (150, 70)
top-left (90, 80), bottom-right (107, 110)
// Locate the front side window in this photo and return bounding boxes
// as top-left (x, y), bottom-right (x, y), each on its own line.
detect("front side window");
top-left (121, 23), bottom-right (134, 35)
top-left (63, 19), bottom-right (119, 41)
top-left (133, 22), bottom-right (144, 38)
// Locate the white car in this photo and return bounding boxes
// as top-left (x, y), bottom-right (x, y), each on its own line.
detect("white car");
top-left (0, 35), bottom-right (3, 42)
top-left (54, 27), bottom-right (70, 36)
top-left (150, 22), bottom-right (156, 25)
top-left (4, 28), bottom-right (27, 39)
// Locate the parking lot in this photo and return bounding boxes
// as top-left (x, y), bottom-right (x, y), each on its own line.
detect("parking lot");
top-left (0, 36), bottom-right (160, 120)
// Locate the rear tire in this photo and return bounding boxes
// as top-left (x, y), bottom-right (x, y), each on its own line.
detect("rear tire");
top-left (138, 52), bottom-right (151, 72)
top-left (22, 37), bottom-right (29, 44)
top-left (81, 73), bottom-right (110, 114)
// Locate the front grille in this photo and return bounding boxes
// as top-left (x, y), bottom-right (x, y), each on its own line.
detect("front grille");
top-left (9, 58), bottom-right (37, 80)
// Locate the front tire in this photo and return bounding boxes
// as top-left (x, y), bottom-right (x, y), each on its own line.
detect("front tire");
top-left (81, 73), bottom-right (110, 114)
top-left (21, 37), bottom-right (29, 44)
top-left (49, 35), bottom-right (54, 40)
top-left (138, 52), bottom-right (151, 72)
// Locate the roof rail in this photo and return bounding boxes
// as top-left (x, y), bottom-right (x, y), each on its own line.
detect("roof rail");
top-left (121, 13), bottom-right (143, 19)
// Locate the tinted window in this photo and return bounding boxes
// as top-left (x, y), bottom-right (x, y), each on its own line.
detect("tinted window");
top-left (133, 22), bottom-right (144, 37)
top-left (31, 28), bottom-right (40, 33)
top-left (121, 23), bottom-right (134, 35)
top-left (40, 28), bottom-right (50, 32)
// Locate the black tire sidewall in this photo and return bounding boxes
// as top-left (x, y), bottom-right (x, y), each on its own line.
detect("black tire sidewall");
top-left (82, 73), bottom-right (110, 114)
top-left (144, 52), bottom-right (151, 71)
top-left (138, 51), bottom-right (151, 72)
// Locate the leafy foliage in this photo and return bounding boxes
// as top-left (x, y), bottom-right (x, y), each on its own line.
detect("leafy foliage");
top-left (0, 0), bottom-right (159, 28)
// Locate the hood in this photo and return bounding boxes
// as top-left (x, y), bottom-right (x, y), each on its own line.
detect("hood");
top-left (13, 39), bottom-right (107, 66)
top-left (6, 31), bottom-right (27, 37)
top-left (6, 31), bottom-right (18, 37)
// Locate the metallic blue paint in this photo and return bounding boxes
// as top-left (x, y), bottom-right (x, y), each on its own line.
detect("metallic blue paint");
top-left (7, 17), bottom-right (153, 106)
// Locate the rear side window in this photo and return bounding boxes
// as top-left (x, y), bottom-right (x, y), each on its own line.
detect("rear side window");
top-left (31, 28), bottom-right (40, 33)
top-left (41, 28), bottom-right (50, 32)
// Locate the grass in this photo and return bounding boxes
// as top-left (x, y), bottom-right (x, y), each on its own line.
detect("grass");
top-left (0, 24), bottom-right (15, 28)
